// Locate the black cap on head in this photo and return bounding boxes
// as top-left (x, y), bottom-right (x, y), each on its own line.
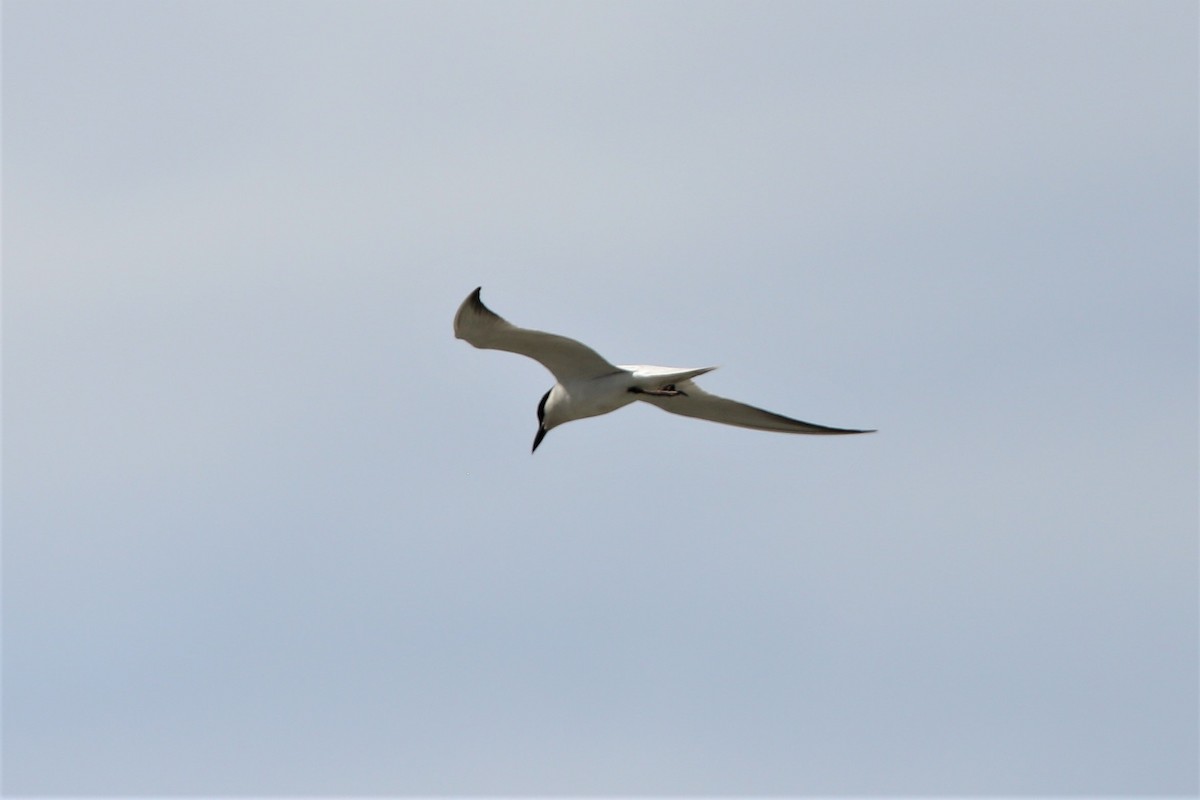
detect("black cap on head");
top-left (532, 389), bottom-right (551, 453)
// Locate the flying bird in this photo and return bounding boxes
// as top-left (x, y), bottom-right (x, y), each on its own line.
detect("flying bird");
top-left (454, 287), bottom-right (874, 452)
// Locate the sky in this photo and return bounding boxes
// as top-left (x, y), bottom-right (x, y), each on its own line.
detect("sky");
top-left (3, 0), bottom-right (1197, 796)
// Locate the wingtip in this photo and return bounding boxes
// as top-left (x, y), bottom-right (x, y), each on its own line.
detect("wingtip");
top-left (454, 287), bottom-right (486, 340)
top-left (467, 286), bottom-right (486, 311)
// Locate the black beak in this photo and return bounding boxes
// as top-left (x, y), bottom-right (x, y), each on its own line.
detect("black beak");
top-left (532, 426), bottom-right (547, 453)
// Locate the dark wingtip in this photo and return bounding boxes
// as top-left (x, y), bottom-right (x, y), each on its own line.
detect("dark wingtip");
top-left (460, 287), bottom-right (490, 320)
top-left (800, 424), bottom-right (877, 435)
top-left (468, 287), bottom-right (493, 315)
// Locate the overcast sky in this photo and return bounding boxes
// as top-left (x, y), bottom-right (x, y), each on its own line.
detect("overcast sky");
top-left (4, 1), bottom-right (1197, 796)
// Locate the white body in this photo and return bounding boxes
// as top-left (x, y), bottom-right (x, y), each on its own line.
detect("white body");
top-left (541, 364), bottom-right (715, 429)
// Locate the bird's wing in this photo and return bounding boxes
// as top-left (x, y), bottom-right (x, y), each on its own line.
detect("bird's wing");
top-left (453, 287), bottom-right (620, 383)
top-left (635, 379), bottom-right (875, 435)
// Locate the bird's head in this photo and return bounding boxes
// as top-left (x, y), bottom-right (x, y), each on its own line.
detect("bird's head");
top-left (532, 386), bottom-right (564, 453)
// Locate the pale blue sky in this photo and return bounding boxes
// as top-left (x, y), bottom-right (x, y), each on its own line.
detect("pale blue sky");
top-left (4, 0), bottom-right (1197, 795)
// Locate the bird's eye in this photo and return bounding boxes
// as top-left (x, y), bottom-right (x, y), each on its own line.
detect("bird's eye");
top-left (662, 384), bottom-right (676, 392)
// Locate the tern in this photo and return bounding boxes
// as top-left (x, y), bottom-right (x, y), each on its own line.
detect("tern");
top-left (454, 287), bottom-right (874, 452)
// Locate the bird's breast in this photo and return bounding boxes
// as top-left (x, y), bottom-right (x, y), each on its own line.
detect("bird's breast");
top-left (556, 373), bottom-right (637, 422)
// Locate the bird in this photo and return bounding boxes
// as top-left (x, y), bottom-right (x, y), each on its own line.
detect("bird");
top-left (453, 287), bottom-right (874, 452)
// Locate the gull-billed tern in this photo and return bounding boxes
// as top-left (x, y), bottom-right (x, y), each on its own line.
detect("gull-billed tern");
top-left (454, 287), bottom-right (874, 452)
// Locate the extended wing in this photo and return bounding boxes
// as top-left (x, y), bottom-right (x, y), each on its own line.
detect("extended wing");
top-left (453, 287), bottom-right (620, 383)
top-left (635, 379), bottom-right (874, 435)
